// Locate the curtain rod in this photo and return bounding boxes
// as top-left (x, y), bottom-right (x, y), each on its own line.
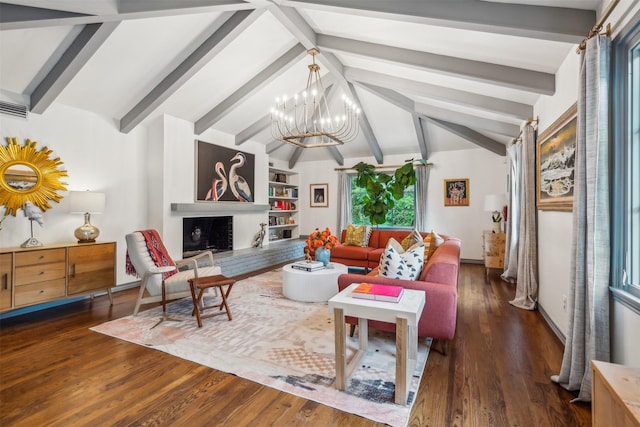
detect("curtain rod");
top-left (511, 116), bottom-right (539, 145)
top-left (334, 161), bottom-right (433, 171)
top-left (576, 0), bottom-right (618, 53)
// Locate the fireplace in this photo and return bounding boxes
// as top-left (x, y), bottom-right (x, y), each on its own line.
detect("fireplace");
top-left (183, 216), bottom-right (233, 257)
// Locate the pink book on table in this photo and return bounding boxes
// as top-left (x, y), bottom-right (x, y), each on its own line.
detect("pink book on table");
top-left (352, 283), bottom-right (404, 302)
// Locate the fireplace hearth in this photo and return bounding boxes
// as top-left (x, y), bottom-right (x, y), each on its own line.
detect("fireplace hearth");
top-left (183, 216), bottom-right (232, 257)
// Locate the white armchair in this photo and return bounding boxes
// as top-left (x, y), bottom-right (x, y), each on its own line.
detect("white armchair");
top-left (125, 230), bottom-right (221, 315)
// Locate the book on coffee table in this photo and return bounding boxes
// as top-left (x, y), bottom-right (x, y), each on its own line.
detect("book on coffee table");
top-left (351, 283), bottom-right (404, 303)
top-left (291, 261), bottom-right (325, 272)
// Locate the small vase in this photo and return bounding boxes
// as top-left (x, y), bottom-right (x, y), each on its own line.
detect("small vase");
top-left (492, 221), bottom-right (502, 233)
top-left (315, 247), bottom-right (331, 266)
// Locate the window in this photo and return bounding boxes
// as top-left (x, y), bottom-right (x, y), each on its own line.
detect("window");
top-left (350, 175), bottom-right (415, 227)
top-left (612, 13), bottom-right (640, 310)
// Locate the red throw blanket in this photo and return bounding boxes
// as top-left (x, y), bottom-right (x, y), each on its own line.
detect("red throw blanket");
top-left (126, 229), bottom-right (177, 279)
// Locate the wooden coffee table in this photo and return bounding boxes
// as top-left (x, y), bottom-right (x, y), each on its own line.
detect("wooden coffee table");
top-left (328, 283), bottom-right (426, 405)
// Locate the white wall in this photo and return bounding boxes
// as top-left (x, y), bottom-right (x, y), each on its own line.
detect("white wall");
top-left (0, 103), bottom-right (148, 287)
top-left (141, 114), bottom-right (271, 258)
top-left (297, 149), bottom-right (507, 261)
top-left (534, 50), bottom-right (580, 336)
top-left (426, 148), bottom-right (507, 260)
top-left (0, 107), bottom-right (269, 288)
top-left (535, 3), bottom-right (640, 366)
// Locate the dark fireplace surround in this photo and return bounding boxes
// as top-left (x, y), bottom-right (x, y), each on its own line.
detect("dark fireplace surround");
top-left (183, 216), bottom-right (232, 257)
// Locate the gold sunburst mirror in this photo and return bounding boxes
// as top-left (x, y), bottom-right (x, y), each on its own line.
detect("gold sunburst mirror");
top-left (0, 137), bottom-right (68, 216)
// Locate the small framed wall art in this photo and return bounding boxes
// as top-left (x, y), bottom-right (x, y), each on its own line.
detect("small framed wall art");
top-left (444, 178), bottom-right (469, 206)
top-left (310, 183), bottom-right (328, 207)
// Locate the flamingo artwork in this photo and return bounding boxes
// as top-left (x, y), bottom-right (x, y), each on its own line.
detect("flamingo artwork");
top-left (205, 162), bottom-right (227, 201)
top-left (229, 152), bottom-right (253, 202)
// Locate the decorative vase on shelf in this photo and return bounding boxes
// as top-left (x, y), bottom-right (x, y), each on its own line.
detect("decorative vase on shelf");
top-left (315, 247), bottom-right (331, 266)
top-left (492, 221), bottom-right (502, 234)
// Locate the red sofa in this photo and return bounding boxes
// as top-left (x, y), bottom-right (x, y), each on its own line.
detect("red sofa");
top-left (331, 228), bottom-right (432, 272)
top-left (336, 235), bottom-right (461, 342)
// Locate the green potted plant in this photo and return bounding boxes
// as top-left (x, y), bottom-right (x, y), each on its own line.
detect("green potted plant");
top-left (353, 159), bottom-right (426, 226)
top-left (491, 211), bottom-right (503, 233)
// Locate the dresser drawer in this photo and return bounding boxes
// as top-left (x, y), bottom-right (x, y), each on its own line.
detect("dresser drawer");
top-left (15, 261), bottom-right (66, 286)
top-left (14, 278), bottom-right (66, 306)
top-left (15, 248), bottom-right (65, 267)
top-left (0, 253), bottom-right (12, 310)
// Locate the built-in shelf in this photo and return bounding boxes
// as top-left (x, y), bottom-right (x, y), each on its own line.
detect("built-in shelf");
top-left (268, 167), bottom-right (298, 242)
top-left (171, 202), bottom-right (270, 213)
top-left (269, 180), bottom-right (297, 188)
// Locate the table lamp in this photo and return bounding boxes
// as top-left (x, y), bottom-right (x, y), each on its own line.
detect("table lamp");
top-left (484, 194), bottom-right (505, 233)
top-left (69, 191), bottom-right (105, 243)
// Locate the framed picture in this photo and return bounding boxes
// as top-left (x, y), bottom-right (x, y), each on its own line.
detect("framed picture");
top-left (444, 178), bottom-right (469, 206)
top-left (195, 140), bottom-right (255, 202)
top-left (536, 103), bottom-right (577, 211)
top-left (310, 183), bottom-right (328, 207)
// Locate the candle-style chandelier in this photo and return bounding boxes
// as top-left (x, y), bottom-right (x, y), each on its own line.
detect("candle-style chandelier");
top-left (270, 48), bottom-right (360, 148)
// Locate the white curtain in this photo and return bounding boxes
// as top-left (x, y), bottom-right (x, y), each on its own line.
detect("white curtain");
top-left (509, 124), bottom-right (539, 310)
top-left (551, 34), bottom-right (610, 402)
top-left (337, 171), bottom-right (352, 232)
top-left (502, 142), bottom-right (521, 282)
top-left (414, 165), bottom-right (430, 231)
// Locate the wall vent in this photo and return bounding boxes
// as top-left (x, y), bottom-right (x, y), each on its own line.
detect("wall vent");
top-left (0, 101), bottom-right (28, 118)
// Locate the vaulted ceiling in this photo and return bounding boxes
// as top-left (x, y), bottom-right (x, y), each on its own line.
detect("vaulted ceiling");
top-left (0, 0), bottom-right (602, 167)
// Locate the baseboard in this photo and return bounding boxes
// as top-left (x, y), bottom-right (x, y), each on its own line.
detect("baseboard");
top-left (461, 258), bottom-right (483, 265)
top-left (538, 304), bottom-right (566, 345)
top-left (0, 282), bottom-right (140, 320)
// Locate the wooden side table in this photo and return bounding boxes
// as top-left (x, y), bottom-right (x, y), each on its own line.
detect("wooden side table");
top-left (328, 283), bottom-right (426, 405)
top-left (592, 361), bottom-right (640, 426)
top-left (188, 275), bottom-right (235, 327)
top-left (483, 231), bottom-right (506, 283)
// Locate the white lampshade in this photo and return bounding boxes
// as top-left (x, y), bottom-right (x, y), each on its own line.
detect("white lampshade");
top-left (69, 191), bottom-right (105, 214)
top-left (484, 194), bottom-right (505, 212)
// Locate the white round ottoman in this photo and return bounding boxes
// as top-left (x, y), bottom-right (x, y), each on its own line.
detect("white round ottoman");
top-left (282, 262), bottom-right (349, 302)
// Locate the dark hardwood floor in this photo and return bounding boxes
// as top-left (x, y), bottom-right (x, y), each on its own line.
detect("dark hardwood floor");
top-left (0, 263), bottom-right (591, 426)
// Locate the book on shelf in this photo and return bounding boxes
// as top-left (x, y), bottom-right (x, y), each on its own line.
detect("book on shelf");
top-left (291, 261), bottom-right (325, 272)
top-left (274, 200), bottom-right (291, 210)
top-left (351, 283), bottom-right (404, 303)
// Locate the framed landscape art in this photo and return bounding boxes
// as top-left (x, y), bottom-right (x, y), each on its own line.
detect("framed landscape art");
top-left (195, 140), bottom-right (255, 202)
top-left (444, 178), bottom-right (469, 206)
top-left (536, 103), bottom-right (577, 211)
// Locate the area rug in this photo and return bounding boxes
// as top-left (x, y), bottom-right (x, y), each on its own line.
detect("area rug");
top-left (91, 269), bottom-right (430, 426)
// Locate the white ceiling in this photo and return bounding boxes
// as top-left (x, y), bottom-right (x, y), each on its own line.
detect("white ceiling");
top-left (0, 0), bottom-right (605, 166)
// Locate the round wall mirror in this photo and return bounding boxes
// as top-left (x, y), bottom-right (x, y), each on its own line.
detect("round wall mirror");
top-left (3, 163), bottom-right (40, 191)
top-left (0, 137), bottom-right (68, 216)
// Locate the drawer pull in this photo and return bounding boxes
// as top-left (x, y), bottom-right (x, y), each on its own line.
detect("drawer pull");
top-left (39, 290), bottom-right (44, 294)
top-left (39, 271), bottom-right (45, 275)
top-left (71, 264), bottom-right (76, 277)
top-left (39, 255), bottom-right (45, 259)
top-left (2, 273), bottom-right (7, 290)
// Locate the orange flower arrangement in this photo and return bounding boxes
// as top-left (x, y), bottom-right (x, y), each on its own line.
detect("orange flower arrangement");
top-left (305, 227), bottom-right (339, 255)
